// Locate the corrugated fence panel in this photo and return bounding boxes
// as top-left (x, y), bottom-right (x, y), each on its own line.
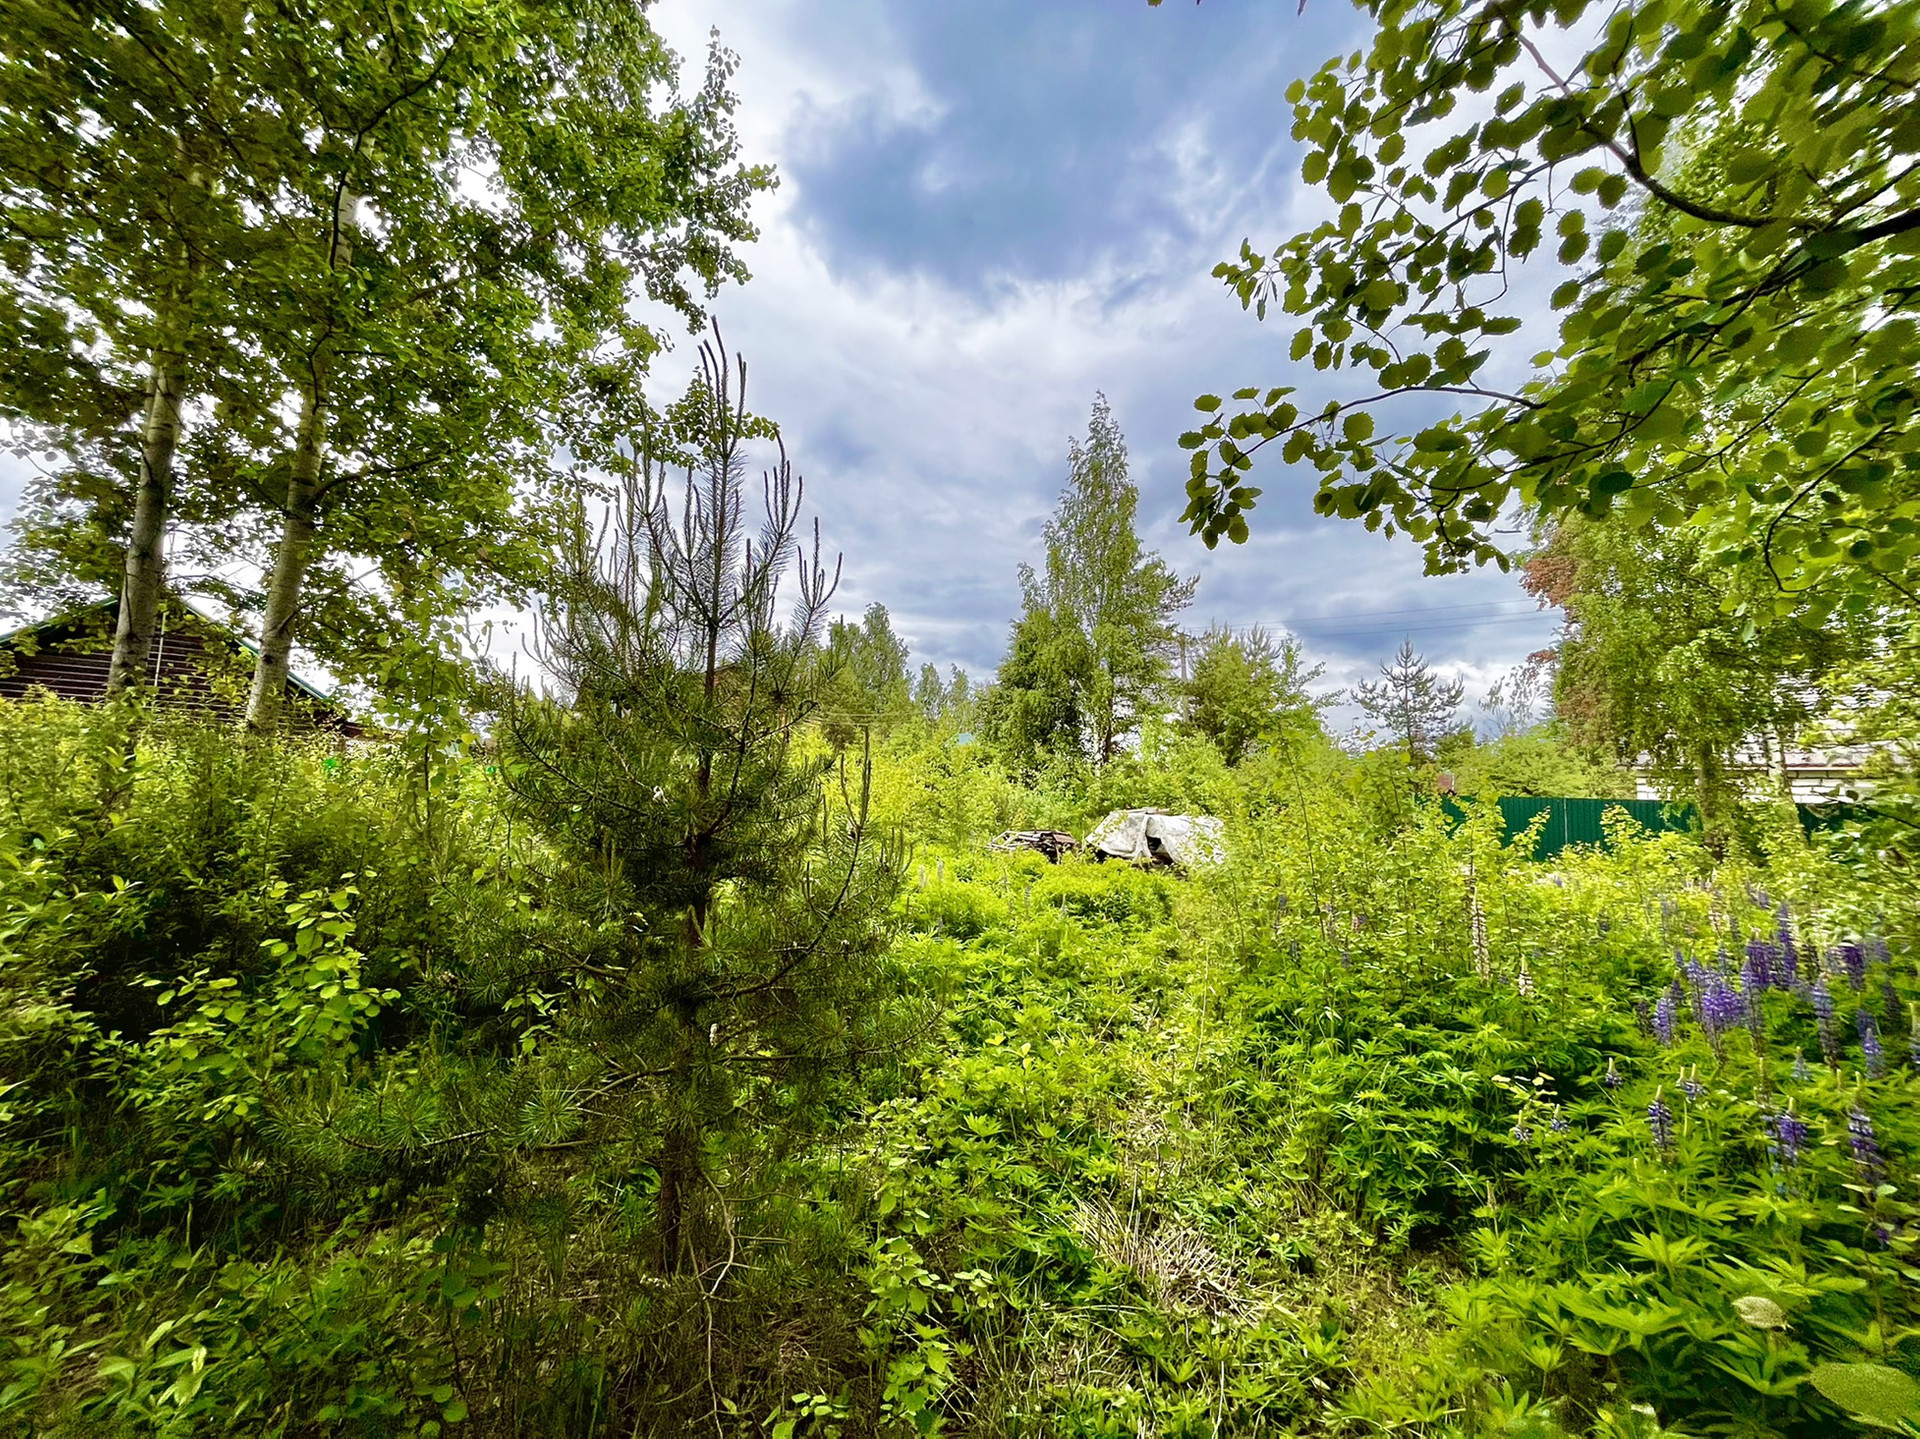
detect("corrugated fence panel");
top-left (1444, 797), bottom-right (1872, 860)
top-left (1489, 795), bottom-right (1689, 853)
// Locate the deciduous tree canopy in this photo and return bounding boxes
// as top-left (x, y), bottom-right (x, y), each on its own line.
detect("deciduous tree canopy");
top-left (990, 396), bottom-right (1195, 768)
top-left (1173, 0), bottom-right (1920, 628)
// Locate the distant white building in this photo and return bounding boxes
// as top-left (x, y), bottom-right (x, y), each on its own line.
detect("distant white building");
top-left (1632, 743), bottom-right (1878, 805)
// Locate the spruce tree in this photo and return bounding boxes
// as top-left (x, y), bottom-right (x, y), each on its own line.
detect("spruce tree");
top-left (819, 602), bottom-right (913, 749)
top-left (496, 334), bottom-right (904, 1272)
top-left (1353, 638), bottom-right (1465, 765)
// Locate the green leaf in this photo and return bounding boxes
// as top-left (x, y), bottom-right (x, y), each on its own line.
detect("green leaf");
top-left (1194, 395), bottom-right (1222, 413)
top-left (1808, 1364), bottom-right (1920, 1429)
top-left (1342, 411), bottom-right (1375, 442)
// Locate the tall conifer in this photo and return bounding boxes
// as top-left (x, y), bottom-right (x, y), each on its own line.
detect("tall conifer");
top-left (497, 334), bottom-right (904, 1271)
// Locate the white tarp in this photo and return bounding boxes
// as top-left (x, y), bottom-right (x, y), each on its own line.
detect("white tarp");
top-left (1085, 809), bottom-right (1226, 868)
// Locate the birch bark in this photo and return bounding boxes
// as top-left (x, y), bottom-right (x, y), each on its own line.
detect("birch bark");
top-left (246, 191), bottom-right (357, 729)
top-left (106, 347), bottom-right (188, 694)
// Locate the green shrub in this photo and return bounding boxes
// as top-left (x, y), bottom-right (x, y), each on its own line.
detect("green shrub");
top-left (905, 877), bottom-right (1010, 940)
top-left (1031, 860), bottom-right (1171, 926)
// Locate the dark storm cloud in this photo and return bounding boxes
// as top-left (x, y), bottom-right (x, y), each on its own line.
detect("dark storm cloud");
top-left (783, 0), bottom-right (1335, 295)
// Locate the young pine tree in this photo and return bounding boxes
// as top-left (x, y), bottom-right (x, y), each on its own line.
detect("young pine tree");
top-left (497, 335), bottom-right (905, 1273)
top-left (1353, 637), bottom-right (1465, 765)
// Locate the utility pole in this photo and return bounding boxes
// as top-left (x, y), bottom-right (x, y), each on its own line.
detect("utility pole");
top-left (1176, 631), bottom-right (1190, 721)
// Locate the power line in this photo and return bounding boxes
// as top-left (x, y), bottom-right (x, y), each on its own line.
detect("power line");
top-left (1207, 611), bottom-right (1557, 641)
top-left (1267, 597), bottom-right (1544, 621)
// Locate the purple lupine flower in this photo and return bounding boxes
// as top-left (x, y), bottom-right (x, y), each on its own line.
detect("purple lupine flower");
top-left (1604, 1057), bottom-right (1623, 1091)
top-left (1648, 1090), bottom-right (1675, 1153)
top-left (1859, 1010), bottom-right (1885, 1078)
top-left (1812, 978), bottom-right (1840, 1066)
top-left (1742, 960), bottom-right (1768, 1042)
top-left (1835, 942), bottom-right (1867, 991)
top-left (1884, 976), bottom-right (1904, 1036)
top-left (1702, 972), bottom-right (1746, 1045)
top-left (1866, 934), bottom-right (1891, 968)
top-left (1653, 989), bottom-right (1677, 1047)
top-left (1681, 957), bottom-right (1711, 1024)
top-left (1778, 907), bottom-right (1801, 989)
top-left (1511, 1122), bottom-right (1533, 1144)
top-left (1550, 1107), bottom-right (1568, 1134)
top-left (1750, 886), bottom-right (1770, 911)
top-left (1811, 977), bottom-right (1834, 1022)
top-left (1849, 1108), bottom-right (1886, 1186)
top-left (1744, 938), bottom-right (1777, 993)
top-left (1769, 1105), bottom-right (1809, 1168)
top-left (1792, 1049), bottom-right (1811, 1083)
top-left (1680, 1067), bottom-right (1703, 1102)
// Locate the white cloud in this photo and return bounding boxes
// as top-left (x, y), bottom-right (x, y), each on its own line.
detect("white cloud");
top-left (2, 0), bottom-right (1567, 715)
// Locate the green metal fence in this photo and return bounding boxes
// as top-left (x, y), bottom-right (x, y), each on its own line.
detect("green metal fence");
top-left (1440, 796), bottom-right (1872, 861)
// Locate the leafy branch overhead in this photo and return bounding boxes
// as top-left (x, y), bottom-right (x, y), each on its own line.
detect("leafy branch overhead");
top-left (1175, 0), bottom-right (1920, 620)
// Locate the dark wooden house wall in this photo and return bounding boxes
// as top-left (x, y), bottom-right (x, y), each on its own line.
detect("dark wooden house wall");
top-left (0, 606), bottom-right (356, 733)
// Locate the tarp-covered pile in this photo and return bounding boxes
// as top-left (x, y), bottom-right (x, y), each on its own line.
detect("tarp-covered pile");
top-left (1085, 809), bottom-right (1225, 868)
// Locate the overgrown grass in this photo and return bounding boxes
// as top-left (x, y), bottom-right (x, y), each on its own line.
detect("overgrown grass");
top-left (0, 700), bottom-right (1913, 1435)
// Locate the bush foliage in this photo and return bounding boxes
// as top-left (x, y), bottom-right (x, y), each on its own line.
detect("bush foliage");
top-left (0, 695), bottom-right (1913, 1436)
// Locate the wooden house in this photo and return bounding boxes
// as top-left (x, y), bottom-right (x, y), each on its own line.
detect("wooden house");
top-left (0, 593), bottom-right (360, 735)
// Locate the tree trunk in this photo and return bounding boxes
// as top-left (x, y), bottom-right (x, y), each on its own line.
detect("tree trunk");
top-left (1696, 748), bottom-right (1732, 858)
top-left (108, 143), bottom-right (204, 698)
top-left (246, 396), bottom-right (326, 730)
top-left (655, 1112), bottom-right (697, 1274)
top-left (247, 191), bottom-right (356, 730)
top-left (106, 349), bottom-right (187, 695)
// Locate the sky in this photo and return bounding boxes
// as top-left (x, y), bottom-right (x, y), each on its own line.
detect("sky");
top-left (636, 0), bottom-right (1564, 717)
top-left (0, 0), bottom-right (1567, 720)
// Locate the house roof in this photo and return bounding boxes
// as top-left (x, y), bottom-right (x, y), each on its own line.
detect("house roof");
top-left (0, 591), bottom-right (344, 710)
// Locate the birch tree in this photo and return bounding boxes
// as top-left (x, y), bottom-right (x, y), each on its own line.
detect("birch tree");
top-left (0, 0), bottom-right (260, 690)
top-left (2, 1), bottom-right (764, 724)
top-left (1005, 395), bottom-right (1195, 765)
top-left (221, 6), bottom-right (763, 729)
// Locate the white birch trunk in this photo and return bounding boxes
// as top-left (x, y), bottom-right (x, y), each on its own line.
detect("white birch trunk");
top-left (246, 191), bottom-right (357, 731)
top-left (106, 348), bottom-right (188, 695)
top-left (246, 396), bottom-right (327, 729)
